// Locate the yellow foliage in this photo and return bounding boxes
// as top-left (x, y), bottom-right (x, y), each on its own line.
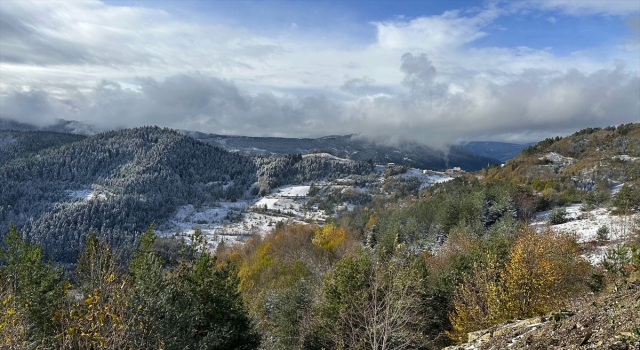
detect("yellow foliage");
top-left (449, 229), bottom-right (590, 342)
top-left (59, 278), bottom-right (132, 349)
top-left (238, 240), bottom-right (274, 293)
top-left (502, 229), bottom-right (589, 319)
top-left (364, 215), bottom-right (377, 233)
top-left (447, 257), bottom-right (504, 342)
top-left (312, 224), bottom-right (346, 250)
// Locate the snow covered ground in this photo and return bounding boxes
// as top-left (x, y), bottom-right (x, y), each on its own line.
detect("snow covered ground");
top-left (67, 188), bottom-right (108, 201)
top-left (532, 204), bottom-right (639, 265)
top-left (161, 183), bottom-right (327, 250)
top-left (161, 166), bottom-right (452, 251)
top-left (67, 189), bottom-right (94, 200)
top-left (277, 185), bottom-right (310, 197)
top-left (400, 168), bottom-right (452, 189)
top-left (538, 152), bottom-right (574, 164)
top-left (302, 153), bottom-right (351, 163)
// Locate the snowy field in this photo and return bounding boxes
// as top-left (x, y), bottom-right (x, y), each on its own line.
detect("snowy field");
top-left (532, 204), bottom-right (639, 265)
top-left (400, 168), bottom-right (452, 189)
top-left (162, 184), bottom-right (327, 251)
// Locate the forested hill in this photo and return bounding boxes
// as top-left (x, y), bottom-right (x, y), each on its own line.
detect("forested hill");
top-left (0, 127), bottom-right (375, 263)
top-left (186, 132), bottom-right (500, 171)
top-left (0, 130), bottom-right (87, 167)
top-left (1, 118), bottom-right (501, 171)
top-left (0, 127), bottom-right (257, 262)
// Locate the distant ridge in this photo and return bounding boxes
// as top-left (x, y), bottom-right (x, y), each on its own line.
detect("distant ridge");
top-left (0, 118), bottom-right (99, 135)
top-left (186, 132), bottom-right (501, 171)
top-left (0, 118), bottom-right (501, 171)
top-left (462, 141), bottom-right (537, 162)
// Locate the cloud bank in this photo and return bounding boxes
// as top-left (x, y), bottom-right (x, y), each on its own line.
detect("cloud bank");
top-left (0, 0), bottom-right (638, 144)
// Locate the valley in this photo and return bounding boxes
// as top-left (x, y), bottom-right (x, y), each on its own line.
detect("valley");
top-left (161, 165), bottom-right (454, 251)
top-left (1, 121), bottom-right (639, 350)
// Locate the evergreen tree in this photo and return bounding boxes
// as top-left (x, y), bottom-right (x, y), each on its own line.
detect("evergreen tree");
top-left (0, 224), bottom-right (64, 343)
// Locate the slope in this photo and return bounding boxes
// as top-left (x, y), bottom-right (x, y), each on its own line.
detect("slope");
top-left (0, 127), bottom-right (257, 262)
top-left (485, 123), bottom-right (640, 203)
top-left (1, 127), bottom-right (378, 263)
top-left (0, 130), bottom-right (86, 167)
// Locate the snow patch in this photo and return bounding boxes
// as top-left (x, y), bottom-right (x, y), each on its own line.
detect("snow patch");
top-left (67, 189), bottom-right (107, 201)
top-left (539, 152), bottom-right (574, 164)
top-left (615, 155), bottom-right (638, 162)
top-left (400, 168), bottom-right (453, 189)
top-left (611, 181), bottom-right (624, 195)
top-left (303, 153), bottom-right (350, 162)
top-left (67, 189), bottom-right (93, 200)
top-left (254, 198), bottom-right (279, 210)
top-left (277, 185), bottom-right (310, 197)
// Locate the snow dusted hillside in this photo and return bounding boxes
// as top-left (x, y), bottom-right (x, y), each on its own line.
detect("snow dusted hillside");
top-left (532, 204), bottom-right (639, 264)
top-left (530, 173), bottom-right (639, 266)
top-left (159, 162), bottom-right (454, 251)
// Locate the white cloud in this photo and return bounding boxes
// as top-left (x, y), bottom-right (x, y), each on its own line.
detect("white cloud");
top-left (519, 0), bottom-right (640, 16)
top-left (0, 0), bottom-right (638, 144)
top-left (373, 8), bottom-right (501, 51)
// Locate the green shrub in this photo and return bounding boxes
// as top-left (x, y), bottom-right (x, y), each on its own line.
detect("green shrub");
top-left (597, 225), bottom-right (610, 241)
top-left (549, 207), bottom-right (568, 225)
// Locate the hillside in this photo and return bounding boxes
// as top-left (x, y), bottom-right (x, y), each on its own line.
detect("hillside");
top-left (1, 117), bottom-right (502, 171)
top-left (2, 123), bottom-right (639, 350)
top-left (186, 132), bottom-right (501, 171)
top-left (0, 130), bottom-right (86, 167)
top-left (0, 127), bottom-right (378, 262)
top-left (0, 127), bottom-right (259, 262)
top-left (485, 123), bottom-right (640, 186)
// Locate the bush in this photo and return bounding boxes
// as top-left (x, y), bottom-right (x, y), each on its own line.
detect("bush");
top-left (597, 225), bottom-right (610, 241)
top-left (549, 207), bottom-right (568, 225)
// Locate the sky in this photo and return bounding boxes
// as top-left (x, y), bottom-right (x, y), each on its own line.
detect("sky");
top-left (0, 0), bottom-right (638, 144)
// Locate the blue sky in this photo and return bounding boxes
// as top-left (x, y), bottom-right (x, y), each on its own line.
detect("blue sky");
top-left (1, 0), bottom-right (638, 143)
top-left (104, 0), bottom-right (636, 53)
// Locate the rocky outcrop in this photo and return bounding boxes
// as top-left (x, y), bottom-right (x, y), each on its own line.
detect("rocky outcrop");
top-left (444, 283), bottom-right (640, 350)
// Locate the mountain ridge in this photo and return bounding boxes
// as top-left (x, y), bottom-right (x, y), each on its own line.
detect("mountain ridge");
top-left (0, 118), bottom-right (501, 171)
top-left (462, 141), bottom-right (537, 162)
top-left (185, 131), bottom-right (501, 171)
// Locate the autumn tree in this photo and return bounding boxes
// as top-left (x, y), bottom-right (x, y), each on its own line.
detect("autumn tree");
top-left (448, 257), bottom-right (503, 342)
top-left (58, 232), bottom-right (133, 349)
top-left (449, 229), bottom-right (590, 342)
top-left (501, 229), bottom-right (590, 318)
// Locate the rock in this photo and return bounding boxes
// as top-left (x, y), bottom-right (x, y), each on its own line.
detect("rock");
top-left (468, 329), bottom-right (488, 342)
top-left (579, 331), bottom-right (592, 346)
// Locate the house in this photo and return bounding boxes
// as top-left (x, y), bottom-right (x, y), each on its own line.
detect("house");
top-left (445, 167), bottom-right (464, 175)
